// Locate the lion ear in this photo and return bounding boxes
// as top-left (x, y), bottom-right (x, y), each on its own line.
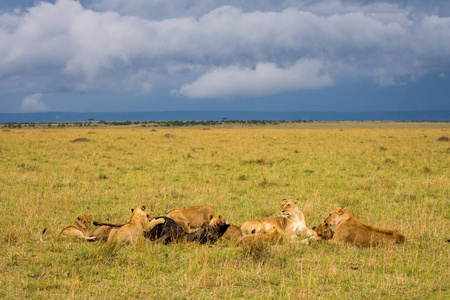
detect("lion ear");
top-left (77, 216), bottom-right (81, 221)
top-left (294, 199), bottom-right (299, 204)
top-left (312, 226), bottom-right (316, 230)
top-left (141, 205), bottom-right (146, 211)
top-left (89, 215), bottom-right (94, 221)
top-left (131, 208), bottom-right (134, 213)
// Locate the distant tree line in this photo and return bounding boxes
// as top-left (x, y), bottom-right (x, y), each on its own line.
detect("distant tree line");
top-left (1, 119), bottom-right (317, 128)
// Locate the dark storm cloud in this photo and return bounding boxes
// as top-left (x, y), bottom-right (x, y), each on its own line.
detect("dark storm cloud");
top-left (0, 0), bottom-right (449, 100)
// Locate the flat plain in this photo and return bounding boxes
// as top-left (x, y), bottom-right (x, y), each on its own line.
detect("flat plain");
top-left (0, 122), bottom-right (449, 299)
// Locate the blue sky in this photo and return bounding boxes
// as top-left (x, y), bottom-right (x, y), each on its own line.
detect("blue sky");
top-left (0, 0), bottom-right (449, 113)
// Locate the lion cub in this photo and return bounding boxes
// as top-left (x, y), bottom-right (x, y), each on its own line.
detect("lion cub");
top-left (106, 205), bottom-right (164, 246)
top-left (311, 223), bottom-right (334, 241)
top-left (301, 223), bottom-right (334, 244)
top-left (59, 215), bottom-right (96, 241)
top-left (324, 206), bottom-right (405, 247)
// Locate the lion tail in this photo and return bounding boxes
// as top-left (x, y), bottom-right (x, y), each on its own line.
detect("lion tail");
top-left (93, 221), bottom-right (128, 227)
top-left (395, 231), bottom-right (406, 244)
top-left (40, 228), bottom-right (47, 242)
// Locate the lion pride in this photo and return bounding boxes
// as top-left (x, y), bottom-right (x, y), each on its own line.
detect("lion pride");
top-left (324, 206), bottom-right (405, 247)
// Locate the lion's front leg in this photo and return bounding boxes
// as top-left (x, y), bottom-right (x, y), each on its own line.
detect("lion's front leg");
top-left (146, 218), bottom-right (165, 232)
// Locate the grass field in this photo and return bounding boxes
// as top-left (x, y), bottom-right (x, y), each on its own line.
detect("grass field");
top-left (0, 123), bottom-right (449, 299)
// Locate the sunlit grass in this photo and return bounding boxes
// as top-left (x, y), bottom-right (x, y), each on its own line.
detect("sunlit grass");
top-left (0, 123), bottom-right (449, 298)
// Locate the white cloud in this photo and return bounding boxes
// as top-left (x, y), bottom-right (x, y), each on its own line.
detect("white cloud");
top-left (21, 93), bottom-right (48, 112)
top-left (178, 60), bottom-right (334, 98)
top-left (1, 0), bottom-right (450, 100)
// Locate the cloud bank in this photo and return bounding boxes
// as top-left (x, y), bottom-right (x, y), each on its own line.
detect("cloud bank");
top-left (1, 0), bottom-right (450, 99)
top-left (178, 60), bottom-right (334, 98)
top-left (21, 93), bottom-right (48, 112)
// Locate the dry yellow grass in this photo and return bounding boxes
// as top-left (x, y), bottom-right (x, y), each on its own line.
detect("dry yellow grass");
top-left (0, 123), bottom-right (449, 298)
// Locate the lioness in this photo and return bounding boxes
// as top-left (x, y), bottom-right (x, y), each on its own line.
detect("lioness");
top-left (90, 212), bottom-right (155, 242)
top-left (166, 205), bottom-right (214, 233)
top-left (106, 205), bottom-right (165, 246)
top-left (324, 206), bottom-right (405, 247)
top-left (59, 215), bottom-right (96, 241)
top-left (89, 220), bottom-right (128, 242)
top-left (236, 225), bottom-right (283, 246)
top-left (240, 199), bottom-right (315, 238)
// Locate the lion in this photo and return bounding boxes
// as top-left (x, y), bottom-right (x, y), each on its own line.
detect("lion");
top-left (221, 224), bottom-right (243, 240)
top-left (88, 225), bottom-right (114, 242)
top-left (209, 215), bottom-right (221, 225)
top-left (236, 226), bottom-right (283, 246)
top-left (324, 206), bottom-right (405, 247)
top-left (90, 212), bottom-right (156, 242)
top-left (166, 205), bottom-right (214, 233)
top-left (240, 199), bottom-right (315, 238)
top-left (106, 205), bottom-right (165, 246)
top-left (301, 223), bottom-right (334, 244)
top-left (57, 215), bottom-right (96, 241)
top-left (311, 223), bottom-right (334, 241)
top-left (90, 220), bottom-right (128, 242)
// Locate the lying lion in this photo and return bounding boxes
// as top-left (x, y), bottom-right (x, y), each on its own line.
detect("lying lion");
top-left (221, 224), bottom-right (243, 240)
top-left (236, 226), bottom-right (283, 246)
top-left (240, 199), bottom-right (315, 239)
top-left (324, 206), bottom-right (405, 247)
top-left (311, 223), bottom-right (334, 241)
top-left (106, 205), bottom-right (165, 246)
top-left (90, 212), bottom-right (155, 242)
top-left (166, 205), bottom-right (214, 233)
top-left (301, 223), bottom-right (334, 244)
top-left (50, 215), bottom-right (96, 241)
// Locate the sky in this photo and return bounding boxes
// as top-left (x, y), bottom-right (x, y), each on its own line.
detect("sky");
top-left (0, 0), bottom-right (449, 113)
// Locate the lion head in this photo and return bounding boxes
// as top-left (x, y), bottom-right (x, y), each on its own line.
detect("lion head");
top-left (76, 215), bottom-right (94, 230)
top-left (281, 199), bottom-right (299, 218)
top-left (209, 215), bottom-right (223, 225)
top-left (128, 205), bottom-right (149, 224)
top-left (312, 223), bottom-right (334, 240)
top-left (324, 206), bottom-right (347, 226)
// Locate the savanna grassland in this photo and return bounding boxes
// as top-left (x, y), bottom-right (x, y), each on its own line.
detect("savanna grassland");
top-left (0, 122), bottom-right (449, 299)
